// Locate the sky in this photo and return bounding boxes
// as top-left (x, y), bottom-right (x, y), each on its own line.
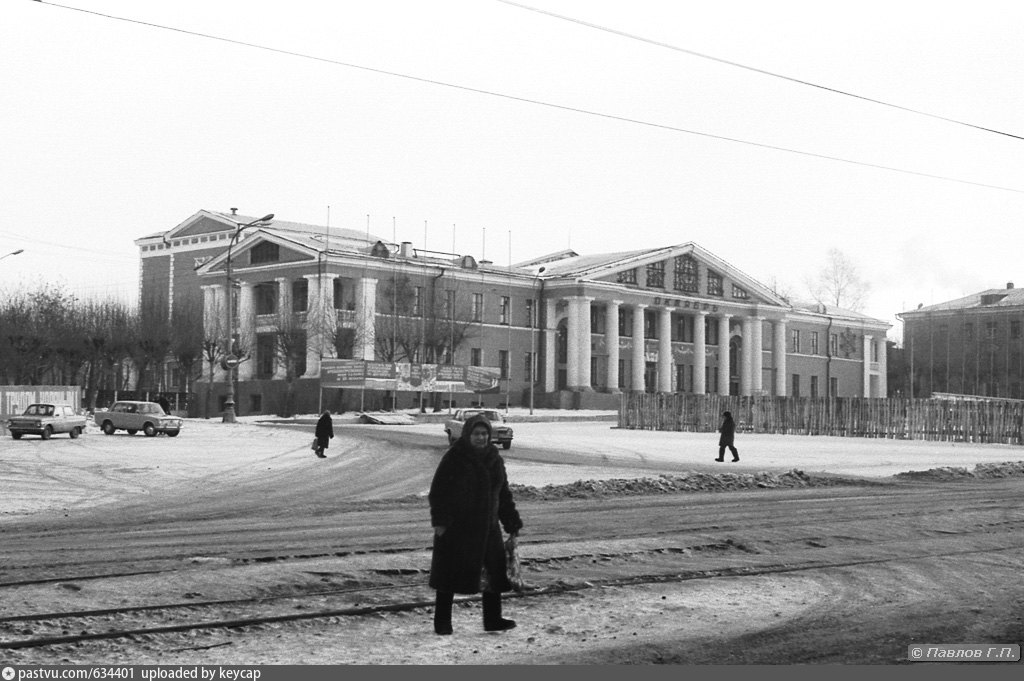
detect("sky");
top-left (3, 0), bottom-right (1023, 343)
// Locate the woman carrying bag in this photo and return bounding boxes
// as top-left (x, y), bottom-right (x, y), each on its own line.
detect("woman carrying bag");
top-left (428, 414), bottom-right (523, 635)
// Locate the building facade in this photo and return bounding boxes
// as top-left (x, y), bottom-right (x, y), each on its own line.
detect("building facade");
top-left (897, 283), bottom-right (1024, 398)
top-left (137, 210), bottom-right (891, 415)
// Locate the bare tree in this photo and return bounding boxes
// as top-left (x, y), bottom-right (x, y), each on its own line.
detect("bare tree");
top-left (806, 248), bottom-right (871, 312)
top-left (271, 309), bottom-right (308, 417)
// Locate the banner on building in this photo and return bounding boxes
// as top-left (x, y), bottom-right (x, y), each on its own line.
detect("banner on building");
top-left (320, 359), bottom-right (501, 393)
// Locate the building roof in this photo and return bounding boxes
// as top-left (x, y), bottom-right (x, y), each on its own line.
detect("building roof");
top-left (900, 284), bottom-right (1023, 315)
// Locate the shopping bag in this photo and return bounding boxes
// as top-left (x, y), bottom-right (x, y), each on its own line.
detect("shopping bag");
top-left (310, 438), bottom-right (319, 451)
top-left (504, 534), bottom-right (527, 592)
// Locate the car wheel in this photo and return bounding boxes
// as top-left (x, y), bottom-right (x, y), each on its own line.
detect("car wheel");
top-left (70, 427), bottom-right (81, 439)
top-left (41, 426), bottom-right (52, 440)
top-left (102, 421), bottom-right (115, 435)
top-left (143, 423), bottom-right (157, 437)
top-left (127, 429), bottom-right (138, 436)
top-left (166, 430), bottom-right (180, 437)
top-left (502, 441), bottom-right (511, 450)
top-left (11, 431), bottom-right (22, 440)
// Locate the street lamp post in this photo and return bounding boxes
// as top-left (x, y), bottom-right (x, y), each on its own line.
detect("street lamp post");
top-left (222, 214), bottom-right (274, 423)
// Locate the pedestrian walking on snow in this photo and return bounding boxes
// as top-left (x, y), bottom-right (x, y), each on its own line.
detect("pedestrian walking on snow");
top-left (313, 410), bottom-right (334, 458)
top-left (716, 410), bottom-right (739, 462)
top-left (428, 414), bottom-right (523, 635)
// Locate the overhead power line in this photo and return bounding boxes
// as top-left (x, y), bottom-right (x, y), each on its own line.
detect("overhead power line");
top-left (32, 1), bottom-right (1024, 196)
top-left (497, 0), bottom-right (1024, 142)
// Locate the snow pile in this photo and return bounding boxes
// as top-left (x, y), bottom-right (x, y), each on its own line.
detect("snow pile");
top-left (508, 469), bottom-right (875, 500)
top-left (893, 460), bottom-right (1024, 481)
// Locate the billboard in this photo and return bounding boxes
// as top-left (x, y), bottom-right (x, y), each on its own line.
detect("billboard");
top-left (321, 360), bottom-right (501, 393)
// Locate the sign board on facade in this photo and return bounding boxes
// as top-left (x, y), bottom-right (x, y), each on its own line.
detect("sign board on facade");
top-left (320, 359), bottom-right (501, 393)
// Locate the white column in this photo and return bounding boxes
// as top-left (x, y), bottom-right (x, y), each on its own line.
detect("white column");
top-left (274, 278), bottom-right (291, 379)
top-left (717, 313), bottom-right (731, 395)
top-left (566, 297), bottom-right (580, 389)
top-left (658, 308), bottom-right (672, 392)
top-left (580, 297), bottom-right (593, 389)
top-left (605, 300), bottom-right (621, 391)
top-left (356, 277), bottom-right (377, 362)
top-left (236, 282), bottom-right (256, 381)
top-left (863, 333), bottom-right (873, 397)
top-left (878, 336), bottom-right (888, 397)
top-left (752, 316), bottom-right (764, 393)
top-left (632, 304), bottom-right (647, 391)
top-left (773, 320), bottom-right (788, 396)
top-left (303, 274), bottom-right (322, 377)
top-left (210, 284), bottom-right (228, 382)
top-left (320, 274), bottom-right (339, 358)
top-left (693, 311), bottom-right (707, 394)
top-left (740, 316), bottom-right (754, 396)
top-left (544, 299), bottom-right (557, 392)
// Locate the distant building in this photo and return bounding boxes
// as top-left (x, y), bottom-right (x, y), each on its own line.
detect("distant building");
top-left (897, 282), bottom-right (1024, 398)
top-left (137, 209), bottom-right (891, 415)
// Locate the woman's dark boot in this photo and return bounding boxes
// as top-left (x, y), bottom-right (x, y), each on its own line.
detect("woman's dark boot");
top-left (482, 591), bottom-right (516, 631)
top-left (434, 590), bottom-right (453, 635)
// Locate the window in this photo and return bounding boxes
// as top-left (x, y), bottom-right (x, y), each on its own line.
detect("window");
top-left (292, 279), bottom-right (308, 312)
top-left (673, 255), bottom-right (698, 292)
top-left (333, 279), bottom-right (345, 310)
top-left (470, 348), bottom-right (482, 367)
top-left (498, 350), bottom-right (509, 379)
top-left (1012, 321), bottom-right (1023, 340)
top-left (707, 270), bottom-right (723, 296)
top-left (616, 268), bottom-right (637, 285)
top-left (790, 329), bottom-right (801, 353)
top-left (472, 293), bottom-right (483, 322)
top-left (965, 322), bottom-right (974, 341)
top-left (810, 375), bottom-right (819, 398)
top-left (498, 296), bottom-right (510, 325)
top-left (619, 308), bottom-right (632, 337)
top-left (249, 242), bottom-right (279, 264)
top-left (674, 315), bottom-right (693, 343)
top-left (646, 261), bottom-right (665, 288)
top-left (255, 334), bottom-right (276, 379)
top-left (986, 321), bottom-right (998, 339)
top-left (445, 290), bottom-right (456, 320)
top-left (526, 299), bottom-right (536, 328)
top-left (731, 285), bottom-right (749, 299)
top-left (591, 306), bottom-right (605, 334)
top-left (791, 374), bottom-right (801, 398)
top-left (830, 377), bottom-right (838, 397)
top-left (810, 331), bottom-right (819, 355)
top-left (871, 340), bottom-right (878, 362)
top-left (254, 283), bottom-right (277, 315)
top-left (706, 316), bottom-right (719, 345)
top-left (829, 333), bottom-right (838, 356)
top-left (410, 287), bottom-right (421, 316)
top-left (644, 310), bottom-right (657, 339)
top-left (524, 352), bottom-right (535, 381)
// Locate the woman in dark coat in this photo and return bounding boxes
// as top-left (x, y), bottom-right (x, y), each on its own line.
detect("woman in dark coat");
top-left (313, 410), bottom-right (333, 458)
top-left (716, 410), bottom-right (739, 462)
top-left (429, 413), bottom-right (523, 635)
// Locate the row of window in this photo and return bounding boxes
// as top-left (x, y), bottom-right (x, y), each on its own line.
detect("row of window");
top-left (952, 320), bottom-right (1023, 341)
top-left (614, 256), bottom-right (749, 299)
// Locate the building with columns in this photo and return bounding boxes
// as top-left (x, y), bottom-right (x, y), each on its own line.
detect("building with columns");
top-left (137, 209), bottom-right (890, 415)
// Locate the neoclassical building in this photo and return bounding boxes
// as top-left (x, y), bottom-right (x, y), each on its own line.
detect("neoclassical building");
top-left (137, 209), bottom-right (890, 414)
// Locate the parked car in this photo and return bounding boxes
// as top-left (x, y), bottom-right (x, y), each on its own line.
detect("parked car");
top-left (95, 400), bottom-right (183, 437)
top-left (7, 403), bottom-right (87, 440)
top-left (444, 408), bottom-right (513, 449)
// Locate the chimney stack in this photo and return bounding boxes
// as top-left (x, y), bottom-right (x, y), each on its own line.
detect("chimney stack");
top-left (400, 241), bottom-right (412, 258)
top-left (230, 207), bottom-right (238, 215)
top-left (1007, 282), bottom-right (1014, 289)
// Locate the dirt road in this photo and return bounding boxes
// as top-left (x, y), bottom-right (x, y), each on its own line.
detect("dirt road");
top-left (1, 420), bottom-right (1022, 664)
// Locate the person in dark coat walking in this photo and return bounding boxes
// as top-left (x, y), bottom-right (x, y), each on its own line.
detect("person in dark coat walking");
top-left (429, 413), bottom-right (523, 635)
top-left (716, 410), bottom-right (739, 462)
top-left (313, 410), bottom-right (333, 458)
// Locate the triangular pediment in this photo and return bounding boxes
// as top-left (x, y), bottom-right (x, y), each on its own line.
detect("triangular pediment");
top-left (576, 243), bottom-right (787, 307)
top-left (198, 230), bottom-right (320, 275)
top-left (164, 210), bottom-right (240, 240)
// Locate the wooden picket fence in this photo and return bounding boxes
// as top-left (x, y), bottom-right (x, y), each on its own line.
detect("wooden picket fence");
top-left (618, 393), bottom-right (1024, 445)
